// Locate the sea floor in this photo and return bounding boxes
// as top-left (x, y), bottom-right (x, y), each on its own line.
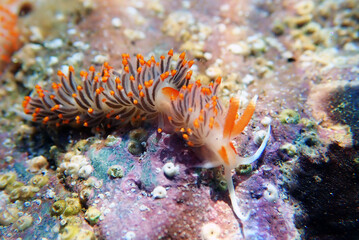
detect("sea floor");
top-left (0, 0), bottom-right (358, 239)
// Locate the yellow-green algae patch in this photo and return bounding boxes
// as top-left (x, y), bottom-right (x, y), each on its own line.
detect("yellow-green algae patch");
top-left (28, 175), bottom-right (49, 188)
top-left (107, 165), bottom-right (124, 178)
top-left (63, 197), bottom-right (82, 216)
top-left (0, 206), bottom-right (19, 226)
top-left (0, 172), bottom-right (17, 189)
top-left (236, 164), bottom-right (253, 175)
top-left (9, 185), bottom-right (40, 202)
top-left (51, 200), bottom-right (66, 216)
top-left (14, 214), bottom-right (33, 231)
top-left (60, 225), bottom-right (80, 240)
top-left (84, 206), bottom-right (101, 225)
top-left (278, 109), bottom-right (300, 124)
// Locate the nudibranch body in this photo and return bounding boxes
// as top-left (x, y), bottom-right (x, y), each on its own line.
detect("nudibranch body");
top-left (22, 50), bottom-right (270, 220)
top-left (23, 50), bottom-right (193, 129)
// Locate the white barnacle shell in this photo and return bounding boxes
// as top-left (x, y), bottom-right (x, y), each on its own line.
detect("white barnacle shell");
top-left (254, 129), bottom-right (268, 146)
top-left (263, 183), bottom-right (279, 203)
top-left (78, 165), bottom-right (94, 179)
top-left (201, 222), bottom-right (221, 240)
top-left (70, 155), bottom-right (88, 167)
top-left (162, 162), bottom-right (179, 177)
top-left (65, 162), bottom-right (80, 175)
top-left (151, 186), bottom-right (167, 199)
top-left (26, 155), bottom-right (48, 173)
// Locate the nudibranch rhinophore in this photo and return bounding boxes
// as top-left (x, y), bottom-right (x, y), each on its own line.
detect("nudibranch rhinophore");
top-left (22, 49), bottom-right (270, 220)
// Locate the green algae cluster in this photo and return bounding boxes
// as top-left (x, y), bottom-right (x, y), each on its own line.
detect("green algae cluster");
top-left (74, 138), bottom-right (96, 153)
top-left (79, 187), bottom-right (93, 203)
top-left (0, 206), bottom-right (19, 226)
top-left (50, 196), bottom-right (98, 239)
top-left (236, 164), bottom-right (253, 175)
top-left (0, 172), bottom-right (17, 189)
top-left (61, 225), bottom-right (81, 240)
top-left (127, 128), bottom-right (148, 156)
top-left (51, 196), bottom-right (97, 239)
top-left (60, 225), bottom-right (95, 240)
top-left (0, 207), bottom-right (34, 231)
top-left (14, 215), bottom-right (33, 231)
top-left (299, 118), bottom-right (316, 129)
top-left (29, 174), bottom-right (49, 188)
top-left (0, 172), bottom-right (52, 234)
top-left (278, 109), bottom-right (300, 124)
top-left (280, 143), bottom-right (298, 157)
top-left (213, 168), bottom-right (227, 191)
top-left (51, 200), bottom-right (66, 216)
top-left (84, 206), bottom-right (101, 225)
top-left (296, 131), bottom-right (327, 162)
top-left (9, 185), bottom-right (40, 202)
top-left (107, 165), bottom-right (124, 178)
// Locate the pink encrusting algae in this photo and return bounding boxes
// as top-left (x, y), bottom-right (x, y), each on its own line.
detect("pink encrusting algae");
top-left (0, 3), bottom-right (19, 73)
top-left (23, 50), bottom-right (270, 221)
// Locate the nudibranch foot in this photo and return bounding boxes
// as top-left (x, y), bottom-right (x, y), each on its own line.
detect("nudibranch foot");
top-left (225, 167), bottom-right (250, 221)
top-left (226, 125), bottom-right (271, 221)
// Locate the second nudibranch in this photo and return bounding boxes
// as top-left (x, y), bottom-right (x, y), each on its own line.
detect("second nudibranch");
top-left (166, 80), bottom-right (271, 220)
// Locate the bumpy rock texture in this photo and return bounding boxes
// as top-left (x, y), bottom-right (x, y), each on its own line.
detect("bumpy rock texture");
top-left (0, 0), bottom-right (358, 239)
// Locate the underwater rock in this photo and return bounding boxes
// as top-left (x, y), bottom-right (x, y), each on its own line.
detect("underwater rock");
top-left (289, 144), bottom-right (359, 239)
top-left (327, 84), bottom-right (359, 146)
top-left (1, 0), bottom-right (358, 239)
top-left (308, 81), bottom-right (357, 147)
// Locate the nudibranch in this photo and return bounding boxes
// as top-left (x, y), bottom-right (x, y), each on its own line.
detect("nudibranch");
top-left (22, 50), bottom-right (270, 220)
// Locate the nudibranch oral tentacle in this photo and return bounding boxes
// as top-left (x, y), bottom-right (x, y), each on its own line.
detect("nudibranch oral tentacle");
top-left (22, 50), bottom-right (270, 221)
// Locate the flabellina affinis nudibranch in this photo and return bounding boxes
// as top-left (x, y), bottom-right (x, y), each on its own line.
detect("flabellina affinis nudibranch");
top-left (22, 49), bottom-right (270, 221)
